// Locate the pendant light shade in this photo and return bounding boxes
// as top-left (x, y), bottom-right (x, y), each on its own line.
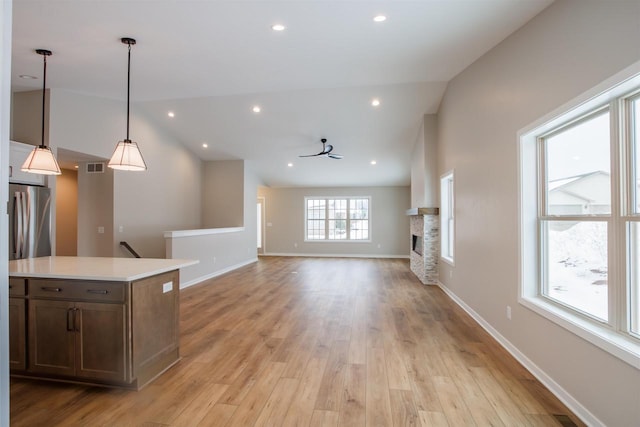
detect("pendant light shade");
top-left (109, 140), bottom-right (146, 171)
top-left (22, 49), bottom-right (61, 176)
top-left (108, 37), bottom-right (147, 171)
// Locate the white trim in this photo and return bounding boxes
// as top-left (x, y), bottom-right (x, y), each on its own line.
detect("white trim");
top-left (164, 227), bottom-right (244, 238)
top-left (437, 282), bottom-right (604, 427)
top-left (179, 258), bottom-right (258, 289)
top-left (262, 252), bottom-right (409, 259)
top-left (520, 296), bottom-right (640, 369)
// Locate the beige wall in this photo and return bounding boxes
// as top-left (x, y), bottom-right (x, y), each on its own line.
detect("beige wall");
top-left (77, 162), bottom-right (113, 257)
top-left (168, 162), bottom-right (260, 287)
top-left (411, 114), bottom-right (439, 208)
top-left (202, 160), bottom-right (244, 228)
top-left (258, 186), bottom-right (409, 257)
top-left (10, 89), bottom-right (45, 146)
top-left (436, 0), bottom-right (640, 425)
top-left (55, 168), bottom-right (77, 256)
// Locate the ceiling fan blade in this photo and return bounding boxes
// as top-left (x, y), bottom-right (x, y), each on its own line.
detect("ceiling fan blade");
top-left (299, 153), bottom-right (322, 157)
top-left (328, 154), bottom-right (343, 159)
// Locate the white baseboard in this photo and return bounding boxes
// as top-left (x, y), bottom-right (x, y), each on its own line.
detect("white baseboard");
top-left (179, 258), bottom-right (258, 289)
top-left (436, 281), bottom-right (603, 427)
top-left (262, 252), bottom-right (409, 259)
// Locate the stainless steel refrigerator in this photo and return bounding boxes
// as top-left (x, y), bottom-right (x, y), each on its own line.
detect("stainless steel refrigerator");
top-left (9, 183), bottom-right (52, 260)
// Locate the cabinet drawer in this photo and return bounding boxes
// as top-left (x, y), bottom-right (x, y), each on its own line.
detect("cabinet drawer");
top-left (9, 278), bottom-right (26, 297)
top-left (29, 280), bottom-right (126, 302)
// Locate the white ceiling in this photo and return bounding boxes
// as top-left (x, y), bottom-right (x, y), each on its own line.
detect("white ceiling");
top-left (11, 0), bottom-right (553, 187)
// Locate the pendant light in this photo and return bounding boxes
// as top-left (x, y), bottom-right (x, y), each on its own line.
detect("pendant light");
top-left (108, 37), bottom-right (147, 171)
top-left (21, 49), bottom-right (61, 175)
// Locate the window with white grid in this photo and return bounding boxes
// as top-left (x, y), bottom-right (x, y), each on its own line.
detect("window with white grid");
top-left (305, 197), bottom-right (370, 241)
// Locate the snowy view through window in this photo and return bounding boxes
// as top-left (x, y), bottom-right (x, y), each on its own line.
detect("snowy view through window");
top-left (545, 112), bottom-right (610, 320)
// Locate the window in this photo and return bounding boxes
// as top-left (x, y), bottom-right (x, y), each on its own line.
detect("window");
top-left (519, 70), bottom-right (640, 366)
top-left (441, 171), bottom-right (454, 263)
top-left (305, 197), bottom-right (370, 241)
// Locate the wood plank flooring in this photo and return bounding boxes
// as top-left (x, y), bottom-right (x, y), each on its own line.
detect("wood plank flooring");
top-left (10, 257), bottom-right (584, 426)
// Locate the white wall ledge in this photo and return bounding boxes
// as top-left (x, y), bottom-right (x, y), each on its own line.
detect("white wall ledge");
top-left (164, 227), bottom-right (244, 239)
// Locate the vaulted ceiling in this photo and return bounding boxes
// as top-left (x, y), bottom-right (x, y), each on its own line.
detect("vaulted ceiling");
top-left (11, 0), bottom-right (553, 187)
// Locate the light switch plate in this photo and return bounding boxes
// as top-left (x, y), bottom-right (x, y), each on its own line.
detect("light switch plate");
top-left (162, 282), bottom-right (173, 293)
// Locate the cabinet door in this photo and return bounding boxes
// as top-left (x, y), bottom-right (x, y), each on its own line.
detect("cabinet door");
top-left (9, 141), bottom-right (45, 186)
top-left (28, 299), bottom-right (75, 376)
top-left (9, 298), bottom-right (26, 371)
top-left (75, 302), bottom-right (128, 382)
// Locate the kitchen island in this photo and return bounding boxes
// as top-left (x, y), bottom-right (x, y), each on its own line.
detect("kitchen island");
top-left (8, 256), bottom-right (197, 390)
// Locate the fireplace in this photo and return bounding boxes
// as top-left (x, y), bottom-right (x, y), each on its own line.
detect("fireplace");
top-left (406, 207), bottom-right (439, 285)
top-left (412, 234), bottom-right (423, 256)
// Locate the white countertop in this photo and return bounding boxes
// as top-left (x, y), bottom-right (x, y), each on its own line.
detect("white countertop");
top-left (9, 256), bottom-right (199, 282)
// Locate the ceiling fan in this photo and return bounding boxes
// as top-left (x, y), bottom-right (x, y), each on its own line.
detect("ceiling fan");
top-left (299, 138), bottom-right (343, 159)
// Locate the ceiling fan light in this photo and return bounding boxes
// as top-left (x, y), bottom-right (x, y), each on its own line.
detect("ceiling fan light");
top-left (21, 145), bottom-right (61, 175)
top-left (108, 140), bottom-right (147, 171)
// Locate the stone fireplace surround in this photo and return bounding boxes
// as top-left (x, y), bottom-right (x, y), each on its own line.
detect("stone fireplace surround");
top-left (407, 207), bottom-right (439, 285)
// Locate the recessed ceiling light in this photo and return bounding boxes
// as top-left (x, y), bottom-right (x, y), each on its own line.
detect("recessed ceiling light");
top-left (19, 74), bottom-right (37, 79)
top-left (287, 162), bottom-right (293, 167)
top-left (272, 24), bottom-right (286, 31)
top-left (202, 143), bottom-right (208, 148)
top-left (167, 111), bottom-right (175, 118)
top-left (253, 106), bottom-right (261, 113)
top-left (371, 99), bottom-right (381, 107)
top-left (371, 160), bottom-right (377, 165)
top-left (373, 15), bottom-right (387, 22)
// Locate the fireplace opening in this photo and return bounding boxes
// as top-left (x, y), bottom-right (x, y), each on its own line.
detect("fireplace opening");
top-left (412, 234), bottom-right (423, 256)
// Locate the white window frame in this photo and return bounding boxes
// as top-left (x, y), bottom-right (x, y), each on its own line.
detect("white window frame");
top-left (440, 171), bottom-right (455, 265)
top-left (304, 196), bottom-right (371, 242)
top-left (518, 64), bottom-right (640, 369)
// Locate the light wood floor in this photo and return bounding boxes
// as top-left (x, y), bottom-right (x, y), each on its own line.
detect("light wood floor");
top-left (10, 257), bottom-right (584, 426)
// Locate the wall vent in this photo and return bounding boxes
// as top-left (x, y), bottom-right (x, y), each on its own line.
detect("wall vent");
top-left (86, 162), bottom-right (105, 173)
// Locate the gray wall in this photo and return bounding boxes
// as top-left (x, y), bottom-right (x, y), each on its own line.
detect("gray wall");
top-left (202, 160), bottom-right (244, 228)
top-left (258, 186), bottom-right (410, 257)
top-left (0, 1), bottom-right (12, 425)
top-left (436, 0), bottom-right (640, 425)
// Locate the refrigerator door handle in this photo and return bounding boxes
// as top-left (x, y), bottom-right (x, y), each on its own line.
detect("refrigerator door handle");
top-left (14, 192), bottom-right (23, 259)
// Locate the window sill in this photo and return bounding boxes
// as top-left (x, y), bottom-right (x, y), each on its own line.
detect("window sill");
top-left (440, 256), bottom-right (455, 266)
top-left (519, 296), bottom-right (640, 370)
top-left (303, 239), bottom-right (372, 243)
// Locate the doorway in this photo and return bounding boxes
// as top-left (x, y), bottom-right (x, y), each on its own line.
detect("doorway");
top-left (257, 197), bottom-right (265, 255)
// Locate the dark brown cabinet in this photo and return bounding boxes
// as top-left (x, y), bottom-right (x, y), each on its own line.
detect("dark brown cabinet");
top-left (10, 270), bottom-right (180, 389)
top-left (28, 299), bottom-right (127, 382)
top-left (9, 278), bottom-right (26, 371)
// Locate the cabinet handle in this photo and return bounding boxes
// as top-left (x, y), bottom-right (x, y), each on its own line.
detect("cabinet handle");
top-left (67, 309), bottom-right (74, 331)
top-left (8, 285), bottom-right (12, 289)
top-left (86, 289), bottom-right (109, 295)
top-left (41, 287), bottom-right (62, 292)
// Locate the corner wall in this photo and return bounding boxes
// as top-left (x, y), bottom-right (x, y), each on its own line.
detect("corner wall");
top-left (436, 0), bottom-right (640, 425)
top-left (43, 90), bottom-right (202, 258)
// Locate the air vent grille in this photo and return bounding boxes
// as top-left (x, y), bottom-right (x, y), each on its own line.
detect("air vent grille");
top-left (86, 162), bottom-right (105, 173)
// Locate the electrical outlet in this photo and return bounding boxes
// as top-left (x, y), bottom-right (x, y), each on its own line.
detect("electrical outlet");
top-left (449, 270), bottom-right (453, 278)
top-left (119, 225), bottom-right (124, 233)
top-left (294, 242), bottom-right (298, 248)
top-left (377, 244), bottom-right (381, 249)
top-left (507, 305), bottom-right (512, 320)
top-left (98, 226), bottom-right (104, 234)
top-left (213, 256), bottom-right (216, 264)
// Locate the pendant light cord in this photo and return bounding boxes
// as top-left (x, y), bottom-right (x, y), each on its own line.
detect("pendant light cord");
top-left (126, 42), bottom-right (131, 142)
top-left (41, 54), bottom-right (47, 148)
